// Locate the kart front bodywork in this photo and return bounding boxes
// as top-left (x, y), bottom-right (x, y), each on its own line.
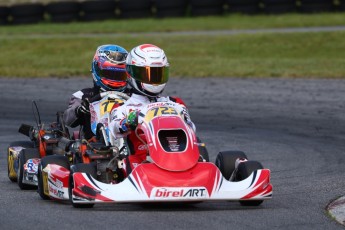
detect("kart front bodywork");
top-left (69, 162), bottom-right (272, 204)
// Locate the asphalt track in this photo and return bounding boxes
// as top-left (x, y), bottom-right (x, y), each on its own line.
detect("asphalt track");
top-left (0, 77), bottom-right (344, 229)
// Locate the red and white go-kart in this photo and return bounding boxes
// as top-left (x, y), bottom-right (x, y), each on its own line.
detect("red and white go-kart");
top-left (38, 98), bottom-right (272, 208)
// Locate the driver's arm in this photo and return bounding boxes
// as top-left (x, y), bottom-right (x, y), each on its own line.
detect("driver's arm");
top-left (109, 104), bottom-right (128, 139)
top-left (63, 94), bottom-right (83, 128)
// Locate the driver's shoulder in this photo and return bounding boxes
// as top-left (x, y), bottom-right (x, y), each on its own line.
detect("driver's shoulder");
top-left (72, 87), bottom-right (98, 99)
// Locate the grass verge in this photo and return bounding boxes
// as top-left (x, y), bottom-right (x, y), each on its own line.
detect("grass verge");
top-left (1, 13), bottom-right (345, 35)
top-left (0, 13), bottom-right (345, 78)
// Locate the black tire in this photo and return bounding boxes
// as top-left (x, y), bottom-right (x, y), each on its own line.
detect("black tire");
top-left (227, 0), bottom-right (259, 4)
top-left (17, 148), bottom-right (40, 190)
top-left (7, 141), bottom-right (34, 182)
top-left (10, 3), bottom-right (44, 25)
top-left (298, 0), bottom-right (334, 13)
top-left (338, 1), bottom-right (345, 12)
top-left (80, 0), bottom-right (116, 21)
top-left (189, 0), bottom-right (224, 8)
top-left (215, 151), bottom-right (247, 180)
top-left (37, 155), bottom-right (70, 200)
top-left (0, 6), bottom-right (9, 25)
top-left (262, 0), bottom-right (295, 3)
top-left (81, 12), bottom-right (114, 22)
top-left (190, 7), bottom-right (224, 16)
top-left (154, 0), bottom-right (187, 9)
top-left (235, 160), bottom-right (264, 206)
top-left (196, 137), bottom-right (209, 162)
top-left (69, 163), bottom-right (96, 208)
top-left (226, 0), bottom-right (261, 14)
top-left (190, 0), bottom-right (225, 16)
top-left (45, 1), bottom-right (81, 23)
top-left (40, 155), bottom-right (70, 169)
top-left (262, 0), bottom-right (296, 14)
top-left (118, 0), bottom-right (152, 19)
top-left (155, 0), bottom-right (187, 18)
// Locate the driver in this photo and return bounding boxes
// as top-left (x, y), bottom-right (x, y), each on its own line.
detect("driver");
top-left (63, 44), bottom-right (129, 140)
top-left (109, 44), bottom-right (195, 173)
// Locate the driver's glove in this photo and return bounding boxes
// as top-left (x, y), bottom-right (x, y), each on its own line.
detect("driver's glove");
top-left (75, 98), bottom-right (90, 116)
top-left (120, 110), bottom-right (139, 132)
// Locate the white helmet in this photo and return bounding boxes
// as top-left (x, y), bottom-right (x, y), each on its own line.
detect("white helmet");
top-left (126, 44), bottom-right (169, 97)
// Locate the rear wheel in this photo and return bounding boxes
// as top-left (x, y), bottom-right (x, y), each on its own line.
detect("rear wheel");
top-left (17, 148), bottom-right (40, 190)
top-left (38, 155), bottom-right (70, 200)
top-left (7, 141), bottom-right (34, 182)
top-left (235, 161), bottom-right (264, 206)
top-left (69, 163), bottom-right (96, 208)
top-left (215, 151), bottom-right (247, 180)
top-left (37, 164), bottom-right (49, 200)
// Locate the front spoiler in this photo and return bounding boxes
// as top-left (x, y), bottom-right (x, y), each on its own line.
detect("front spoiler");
top-left (71, 162), bottom-right (272, 204)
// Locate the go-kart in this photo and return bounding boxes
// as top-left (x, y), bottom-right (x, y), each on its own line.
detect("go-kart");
top-left (39, 98), bottom-right (272, 208)
top-left (37, 91), bottom-right (130, 200)
top-left (6, 101), bottom-right (70, 189)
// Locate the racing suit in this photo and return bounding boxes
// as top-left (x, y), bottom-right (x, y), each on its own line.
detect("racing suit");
top-left (109, 93), bottom-right (195, 173)
top-left (63, 86), bottom-right (101, 140)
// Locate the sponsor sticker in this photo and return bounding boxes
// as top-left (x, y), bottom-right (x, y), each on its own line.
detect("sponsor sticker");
top-left (55, 179), bottom-right (63, 189)
top-left (151, 187), bottom-right (208, 200)
top-left (24, 159), bottom-right (39, 173)
top-left (48, 183), bottom-right (64, 198)
top-left (48, 178), bottom-right (65, 198)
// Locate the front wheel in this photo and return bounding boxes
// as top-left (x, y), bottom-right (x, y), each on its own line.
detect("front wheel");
top-left (235, 160), bottom-right (264, 206)
top-left (69, 163), bottom-right (96, 208)
top-left (215, 151), bottom-right (247, 180)
top-left (17, 148), bottom-right (40, 190)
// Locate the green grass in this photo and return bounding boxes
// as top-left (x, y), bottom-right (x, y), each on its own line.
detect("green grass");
top-left (1, 13), bottom-right (345, 78)
top-left (1, 13), bottom-right (345, 35)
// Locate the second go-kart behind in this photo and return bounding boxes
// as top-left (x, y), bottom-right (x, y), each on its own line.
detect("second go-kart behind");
top-left (37, 91), bottom-right (130, 201)
top-left (7, 101), bottom-right (70, 190)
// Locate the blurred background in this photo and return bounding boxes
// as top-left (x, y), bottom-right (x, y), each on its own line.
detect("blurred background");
top-left (0, 0), bottom-right (344, 24)
top-left (0, 0), bottom-right (344, 78)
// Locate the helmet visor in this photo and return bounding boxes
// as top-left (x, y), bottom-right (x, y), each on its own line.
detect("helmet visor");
top-left (101, 78), bottom-right (127, 89)
top-left (105, 51), bottom-right (127, 63)
top-left (130, 66), bottom-right (169, 84)
top-left (96, 67), bottom-right (128, 81)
